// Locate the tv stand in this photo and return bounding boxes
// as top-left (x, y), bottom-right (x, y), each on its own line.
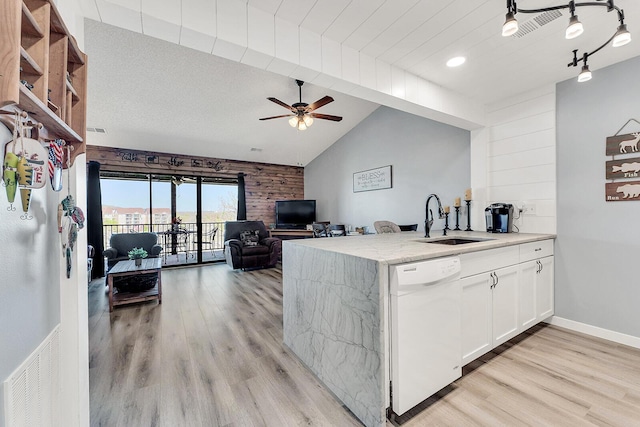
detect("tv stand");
top-left (270, 229), bottom-right (314, 239)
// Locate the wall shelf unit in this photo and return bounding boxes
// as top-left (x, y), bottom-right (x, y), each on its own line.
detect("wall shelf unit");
top-left (1, 0), bottom-right (87, 166)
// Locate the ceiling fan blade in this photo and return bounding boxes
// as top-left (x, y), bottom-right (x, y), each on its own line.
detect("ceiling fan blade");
top-left (267, 97), bottom-right (295, 111)
top-left (310, 113), bottom-right (343, 122)
top-left (306, 96), bottom-right (334, 112)
top-left (259, 114), bottom-right (295, 121)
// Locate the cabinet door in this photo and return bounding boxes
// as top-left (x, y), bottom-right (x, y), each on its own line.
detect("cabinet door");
top-left (536, 256), bottom-right (554, 320)
top-left (518, 260), bottom-right (537, 331)
top-left (460, 272), bottom-right (492, 365)
top-left (492, 265), bottom-right (519, 347)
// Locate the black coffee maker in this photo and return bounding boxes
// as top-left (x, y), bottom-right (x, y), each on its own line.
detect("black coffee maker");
top-left (485, 203), bottom-right (514, 233)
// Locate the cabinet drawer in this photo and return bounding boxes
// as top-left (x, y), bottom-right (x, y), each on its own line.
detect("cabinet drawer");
top-left (520, 240), bottom-right (554, 263)
top-left (460, 246), bottom-right (520, 278)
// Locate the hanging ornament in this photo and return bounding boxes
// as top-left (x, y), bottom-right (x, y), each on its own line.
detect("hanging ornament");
top-left (48, 139), bottom-right (64, 191)
top-left (3, 113), bottom-right (20, 211)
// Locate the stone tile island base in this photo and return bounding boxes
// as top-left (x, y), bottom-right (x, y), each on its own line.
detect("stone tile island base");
top-left (282, 243), bottom-right (387, 427)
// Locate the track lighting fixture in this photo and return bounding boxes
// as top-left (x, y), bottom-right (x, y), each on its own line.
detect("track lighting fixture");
top-left (565, 2), bottom-right (584, 40)
top-left (502, 0), bottom-right (632, 82)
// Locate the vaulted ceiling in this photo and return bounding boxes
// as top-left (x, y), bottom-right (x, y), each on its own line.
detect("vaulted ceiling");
top-left (80, 0), bottom-right (640, 166)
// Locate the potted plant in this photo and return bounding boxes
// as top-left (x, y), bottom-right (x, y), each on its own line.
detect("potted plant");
top-left (128, 247), bottom-right (148, 267)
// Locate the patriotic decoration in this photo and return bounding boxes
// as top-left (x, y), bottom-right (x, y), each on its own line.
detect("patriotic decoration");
top-left (48, 139), bottom-right (63, 179)
top-left (48, 139), bottom-right (64, 191)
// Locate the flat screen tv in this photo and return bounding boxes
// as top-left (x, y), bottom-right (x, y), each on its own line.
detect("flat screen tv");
top-left (275, 200), bottom-right (316, 229)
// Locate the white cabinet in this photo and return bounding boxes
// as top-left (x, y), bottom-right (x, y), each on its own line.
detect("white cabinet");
top-left (460, 264), bottom-right (519, 365)
top-left (461, 273), bottom-right (492, 365)
top-left (491, 265), bottom-right (520, 346)
top-left (461, 239), bottom-right (554, 366)
top-left (518, 260), bottom-right (538, 331)
top-left (519, 239), bottom-right (555, 328)
top-left (536, 256), bottom-right (554, 320)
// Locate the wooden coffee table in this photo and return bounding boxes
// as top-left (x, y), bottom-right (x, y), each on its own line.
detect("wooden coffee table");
top-left (107, 258), bottom-right (162, 312)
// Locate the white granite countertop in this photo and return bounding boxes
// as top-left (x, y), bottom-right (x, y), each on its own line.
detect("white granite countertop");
top-left (282, 230), bottom-right (555, 265)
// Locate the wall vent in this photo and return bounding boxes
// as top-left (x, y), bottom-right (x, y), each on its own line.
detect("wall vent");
top-left (87, 127), bottom-right (107, 133)
top-left (512, 10), bottom-right (563, 38)
top-left (3, 326), bottom-right (60, 427)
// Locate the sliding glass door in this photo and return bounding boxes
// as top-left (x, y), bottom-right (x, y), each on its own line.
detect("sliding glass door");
top-left (100, 171), bottom-right (237, 267)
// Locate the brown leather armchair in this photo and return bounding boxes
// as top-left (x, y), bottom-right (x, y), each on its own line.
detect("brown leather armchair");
top-left (224, 221), bottom-right (281, 270)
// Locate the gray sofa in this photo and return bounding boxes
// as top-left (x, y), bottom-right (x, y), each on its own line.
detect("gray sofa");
top-left (103, 232), bottom-right (163, 270)
top-left (224, 221), bottom-right (281, 270)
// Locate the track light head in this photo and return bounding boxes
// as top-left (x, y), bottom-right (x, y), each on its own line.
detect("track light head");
top-left (578, 64), bottom-right (592, 82)
top-left (502, 11), bottom-right (519, 37)
top-left (612, 23), bottom-right (631, 47)
top-left (566, 14), bottom-right (584, 39)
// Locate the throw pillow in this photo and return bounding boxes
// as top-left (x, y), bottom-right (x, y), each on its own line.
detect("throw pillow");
top-left (240, 230), bottom-right (260, 246)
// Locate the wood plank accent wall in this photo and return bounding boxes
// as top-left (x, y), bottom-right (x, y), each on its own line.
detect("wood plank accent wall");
top-left (86, 145), bottom-right (304, 224)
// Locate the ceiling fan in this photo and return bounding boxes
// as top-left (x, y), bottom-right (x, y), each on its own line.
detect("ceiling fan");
top-left (259, 80), bottom-right (343, 130)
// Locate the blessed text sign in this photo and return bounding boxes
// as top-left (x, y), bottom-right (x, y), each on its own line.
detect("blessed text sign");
top-left (353, 165), bottom-right (392, 193)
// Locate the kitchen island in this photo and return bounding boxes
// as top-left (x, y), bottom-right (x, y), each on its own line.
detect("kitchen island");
top-left (282, 230), bottom-right (555, 427)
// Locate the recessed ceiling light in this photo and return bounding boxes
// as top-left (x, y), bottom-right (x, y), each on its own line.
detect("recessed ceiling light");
top-left (446, 56), bottom-right (466, 67)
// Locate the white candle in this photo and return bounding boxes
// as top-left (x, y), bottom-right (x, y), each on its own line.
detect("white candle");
top-left (464, 188), bottom-right (472, 201)
top-left (454, 197), bottom-right (461, 207)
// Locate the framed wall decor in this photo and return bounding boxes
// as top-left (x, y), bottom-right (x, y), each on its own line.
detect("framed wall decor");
top-left (353, 165), bottom-right (392, 193)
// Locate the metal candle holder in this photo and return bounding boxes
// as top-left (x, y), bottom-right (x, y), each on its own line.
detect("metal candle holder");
top-left (465, 200), bottom-right (472, 231)
top-left (444, 213), bottom-right (450, 236)
top-left (454, 207), bottom-right (461, 230)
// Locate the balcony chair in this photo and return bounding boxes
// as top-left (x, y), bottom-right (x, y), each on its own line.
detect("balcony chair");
top-left (224, 221), bottom-right (281, 270)
top-left (103, 232), bottom-right (163, 271)
top-left (193, 227), bottom-right (218, 256)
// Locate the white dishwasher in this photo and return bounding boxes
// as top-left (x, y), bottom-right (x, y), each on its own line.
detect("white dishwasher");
top-left (389, 256), bottom-right (462, 416)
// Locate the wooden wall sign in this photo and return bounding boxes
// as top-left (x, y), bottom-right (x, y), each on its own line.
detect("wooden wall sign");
top-left (605, 132), bottom-right (640, 156)
top-left (605, 157), bottom-right (640, 180)
top-left (606, 180), bottom-right (640, 201)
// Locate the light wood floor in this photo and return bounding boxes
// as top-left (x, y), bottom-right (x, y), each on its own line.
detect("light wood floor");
top-left (89, 264), bottom-right (640, 426)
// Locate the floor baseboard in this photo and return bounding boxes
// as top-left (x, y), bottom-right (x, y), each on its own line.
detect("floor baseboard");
top-left (547, 316), bottom-right (640, 349)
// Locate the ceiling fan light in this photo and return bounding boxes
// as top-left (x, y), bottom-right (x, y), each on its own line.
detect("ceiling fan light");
top-left (578, 65), bottom-right (592, 82)
top-left (612, 24), bottom-right (631, 47)
top-left (502, 12), bottom-right (518, 37)
top-left (566, 15), bottom-right (583, 39)
top-left (289, 116), bottom-right (298, 127)
top-left (303, 115), bottom-right (314, 127)
top-left (297, 120), bottom-right (308, 131)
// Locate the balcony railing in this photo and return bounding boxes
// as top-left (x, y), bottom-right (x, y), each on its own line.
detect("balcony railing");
top-left (102, 222), bottom-right (227, 265)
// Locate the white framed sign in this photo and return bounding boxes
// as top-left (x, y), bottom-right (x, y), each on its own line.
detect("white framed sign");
top-left (353, 165), bottom-right (392, 193)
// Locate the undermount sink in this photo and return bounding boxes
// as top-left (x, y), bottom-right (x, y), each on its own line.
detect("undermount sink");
top-left (423, 237), bottom-right (495, 245)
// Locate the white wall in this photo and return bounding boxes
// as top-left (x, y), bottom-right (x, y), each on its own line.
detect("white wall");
top-left (470, 86), bottom-right (557, 234)
top-left (1, 1), bottom-right (89, 426)
top-left (555, 55), bottom-right (640, 340)
top-left (305, 106), bottom-right (470, 232)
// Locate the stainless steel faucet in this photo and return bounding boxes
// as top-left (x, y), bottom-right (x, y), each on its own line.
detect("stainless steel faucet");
top-left (425, 194), bottom-right (444, 238)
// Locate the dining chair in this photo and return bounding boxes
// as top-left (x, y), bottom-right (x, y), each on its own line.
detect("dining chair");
top-left (398, 224), bottom-right (418, 231)
top-left (312, 223), bottom-right (330, 238)
top-left (329, 224), bottom-right (346, 237)
top-left (373, 220), bottom-right (402, 233)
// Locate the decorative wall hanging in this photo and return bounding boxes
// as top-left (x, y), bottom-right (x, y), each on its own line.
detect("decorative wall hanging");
top-left (353, 165), bottom-right (392, 193)
top-left (605, 119), bottom-right (640, 201)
